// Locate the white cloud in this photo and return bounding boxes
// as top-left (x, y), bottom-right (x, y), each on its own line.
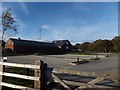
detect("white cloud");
top-left (19, 2), bottom-right (29, 15)
top-left (41, 25), bottom-right (50, 30)
top-left (41, 17), bottom-right (117, 44)
top-left (32, 37), bottom-right (49, 42)
top-left (0, 3), bottom-right (2, 11)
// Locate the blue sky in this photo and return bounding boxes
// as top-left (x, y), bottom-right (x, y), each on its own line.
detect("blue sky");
top-left (2, 2), bottom-right (118, 44)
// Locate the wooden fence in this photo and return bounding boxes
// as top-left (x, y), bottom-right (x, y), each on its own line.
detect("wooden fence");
top-left (0, 58), bottom-right (47, 90)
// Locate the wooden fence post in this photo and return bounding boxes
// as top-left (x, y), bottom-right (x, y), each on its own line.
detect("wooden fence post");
top-left (34, 60), bottom-right (47, 90)
top-left (34, 60), bottom-right (41, 89)
top-left (2, 58), bottom-right (7, 82)
top-left (41, 62), bottom-right (47, 90)
top-left (40, 61), bottom-right (44, 90)
top-left (0, 58), bottom-right (3, 90)
top-left (0, 57), bottom-right (7, 90)
top-left (96, 53), bottom-right (98, 59)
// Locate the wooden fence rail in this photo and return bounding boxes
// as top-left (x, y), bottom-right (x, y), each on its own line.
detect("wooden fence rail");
top-left (0, 58), bottom-right (47, 90)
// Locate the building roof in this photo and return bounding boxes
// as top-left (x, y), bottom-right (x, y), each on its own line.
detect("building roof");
top-left (9, 38), bottom-right (57, 47)
top-left (7, 38), bottom-right (72, 48)
top-left (52, 40), bottom-right (71, 46)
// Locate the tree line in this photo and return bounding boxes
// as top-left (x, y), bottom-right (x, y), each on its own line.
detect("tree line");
top-left (74, 36), bottom-right (120, 53)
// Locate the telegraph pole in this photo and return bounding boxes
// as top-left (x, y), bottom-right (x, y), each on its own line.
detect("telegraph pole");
top-left (39, 29), bottom-right (42, 40)
top-left (71, 37), bottom-right (73, 43)
top-left (58, 34), bottom-right (60, 40)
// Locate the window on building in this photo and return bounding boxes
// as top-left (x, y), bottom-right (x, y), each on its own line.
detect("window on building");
top-left (58, 46), bottom-right (61, 48)
top-left (66, 42), bottom-right (69, 45)
top-left (66, 46), bottom-right (69, 49)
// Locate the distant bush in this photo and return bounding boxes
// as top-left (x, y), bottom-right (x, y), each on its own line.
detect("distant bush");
top-left (74, 36), bottom-right (120, 53)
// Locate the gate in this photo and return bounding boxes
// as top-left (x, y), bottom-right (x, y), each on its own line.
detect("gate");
top-left (51, 68), bottom-right (119, 90)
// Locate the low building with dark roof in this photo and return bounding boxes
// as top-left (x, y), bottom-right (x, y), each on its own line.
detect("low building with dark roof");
top-left (5, 38), bottom-right (58, 54)
top-left (5, 38), bottom-right (72, 54)
top-left (52, 40), bottom-right (72, 53)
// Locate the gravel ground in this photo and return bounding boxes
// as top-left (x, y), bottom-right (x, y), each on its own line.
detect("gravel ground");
top-left (1, 54), bottom-right (117, 74)
top-left (66, 55), bottom-right (118, 74)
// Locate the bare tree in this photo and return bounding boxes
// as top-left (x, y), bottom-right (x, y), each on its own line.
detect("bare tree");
top-left (0, 8), bottom-right (19, 40)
